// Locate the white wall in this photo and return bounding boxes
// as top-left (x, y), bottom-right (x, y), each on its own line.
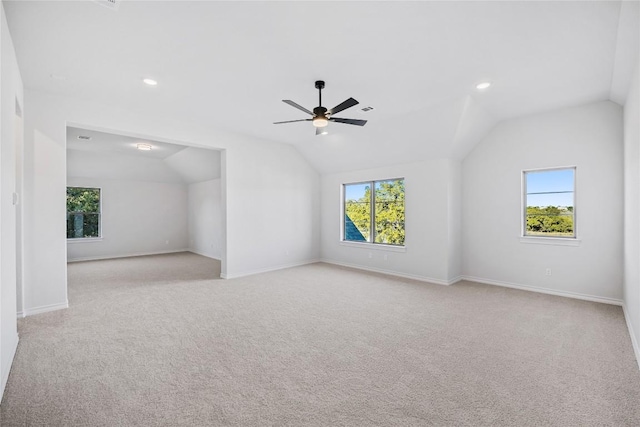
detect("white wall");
top-left (67, 147), bottom-right (190, 261)
top-left (623, 58), bottom-right (640, 366)
top-left (66, 177), bottom-right (188, 262)
top-left (223, 138), bottom-right (320, 278)
top-left (320, 159), bottom-right (461, 285)
top-left (0, 0), bottom-right (23, 398)
top-left (22, 97), bottom-right (68, 317)
top-left (188, 179), bottom-right (222, 259)
top-left (67, 149), bottom-right (185, 183)
top-left (165, 147), bottom-right (221, 184)
top-left (462, 101), bottom-right (624, 303)
top-left (447, 161), bottom-right (462, 280)
top-left (22, 89), bottom-right (320, 316)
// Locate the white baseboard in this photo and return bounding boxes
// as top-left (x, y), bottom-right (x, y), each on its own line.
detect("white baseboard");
top-left (461, 275), bottom-right (623, 306)
top-left (16, 311), bottom-right (25, 319)
top-left (448, 275), bottom-right (463, 285)
top-left (67, 249), bottom-right (190, 263)
top-left (221, 259), bottom-right (320, 279)
top-left (320, 259), bottom-right (455, 286)
top-left (622, 304), bottom-right (640, 370)
top-left (1, 333), bottom-right (19, 401)
top-left (22, 301), bottom-right (69, 317)
top-left (187, 249), bottom-right (221, 261)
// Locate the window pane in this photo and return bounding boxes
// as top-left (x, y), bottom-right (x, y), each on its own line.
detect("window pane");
top-left (344, 183), bottom-right (370, 241)
top-left (67, 187), bottom-right (101, 238)
top-left (525, 169), bottom-right (574, 237)
top-left (526, 169), bottom-right (574, 194)
top-left (374, 179), bottom-right (405, 245)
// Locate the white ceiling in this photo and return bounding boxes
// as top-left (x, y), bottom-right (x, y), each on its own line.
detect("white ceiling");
top-left (67, 126), bottom-right (187, 160)
top-left (67, 127), bottom-right (221, 184)
top-left (6, 1), bottom-right (640, 174)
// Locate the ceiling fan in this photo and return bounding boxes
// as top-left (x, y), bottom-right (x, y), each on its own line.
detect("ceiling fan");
top-left (274, 80), bottom-right (367, 135)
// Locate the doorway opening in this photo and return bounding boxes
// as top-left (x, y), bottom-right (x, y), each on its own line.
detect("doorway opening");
top-left (65, 125), bottom-right (225, 286)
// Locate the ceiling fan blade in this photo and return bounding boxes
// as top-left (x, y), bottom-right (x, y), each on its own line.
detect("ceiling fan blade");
top-left (273, 119), bottom-right (313, 124)
top-left (330, 117), bottom-right (367, 126)
top-left (316, 127), bottom-right (328, 136)
top-left (328, 97), bottom-right (359, 115)
top-left (282, 100), bottom-right (314, 115)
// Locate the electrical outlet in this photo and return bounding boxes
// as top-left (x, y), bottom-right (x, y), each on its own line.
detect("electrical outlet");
top-left (545, 268), bottom-right (552, 276)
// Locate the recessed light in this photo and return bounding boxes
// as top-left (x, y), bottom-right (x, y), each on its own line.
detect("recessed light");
top-left (476, 81), bottom-right (491, 90)
top-left (142, 78), bottom-right (158, 86)
top-left (77, 135), bottom-right (92, 141)
top-left (137, 143), bottom-right (152, 151)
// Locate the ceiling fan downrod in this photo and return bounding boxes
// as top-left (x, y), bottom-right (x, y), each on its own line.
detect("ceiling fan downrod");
top-left (315, 80), bottom-right (325, 107)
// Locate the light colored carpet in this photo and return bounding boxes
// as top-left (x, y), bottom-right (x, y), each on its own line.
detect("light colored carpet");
top-left (1, 252), bottom-right (639, 426)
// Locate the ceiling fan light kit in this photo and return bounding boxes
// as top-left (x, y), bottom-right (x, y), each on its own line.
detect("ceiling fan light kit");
top-left (312, 116), bottom-right (328, 128)
top-left (275, 80), bottom-right (367, 135)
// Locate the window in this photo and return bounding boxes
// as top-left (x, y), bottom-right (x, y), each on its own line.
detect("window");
top-left (523, 167), bottom-right (575, 238)
top-left (343, 178), bottom-right (405, 246)
top-left (67, 187), bottom-right (101, 239)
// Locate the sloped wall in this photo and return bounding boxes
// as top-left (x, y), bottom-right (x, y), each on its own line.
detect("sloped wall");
top-left (462, 101), bottom-right (624, 302)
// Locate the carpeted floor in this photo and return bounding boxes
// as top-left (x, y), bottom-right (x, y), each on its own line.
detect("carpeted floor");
top-left (1, 252), bottom-right (639, 426)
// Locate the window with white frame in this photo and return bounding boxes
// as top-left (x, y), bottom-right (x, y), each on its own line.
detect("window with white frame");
top-left (523, 167), bottom-right (575, 238)
top-left (343, 178), bottom-right (405, 246)
top-left (66, 187), bottom-right (101, 239)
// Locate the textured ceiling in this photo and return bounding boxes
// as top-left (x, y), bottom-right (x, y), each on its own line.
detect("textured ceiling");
top-left (6, 1), bottom-right (639, 173)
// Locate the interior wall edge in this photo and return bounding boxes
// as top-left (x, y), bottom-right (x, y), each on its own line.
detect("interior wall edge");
top-left (220, 258), bottom-right (321, 280)
top-left (623, 303), bottom-right (640, 370)
top-left (462, 275), bottom-right (624, 306)
top-left (320, 259), bottom-right (456, 286)
top-left (67, 249), bottom-right (190, 263)
top-left (187, 249), bottom-right (221, 261)
top-left (0, 334), bottom-right (19, 398)
top-left (21, 301), bottom-right (68, 318)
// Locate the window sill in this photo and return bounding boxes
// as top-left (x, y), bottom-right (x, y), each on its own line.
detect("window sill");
top-left (67, 237), bottom-right (103, 244)
top-left (340, 241), bottom-right (407, 253)
top-left (519, 236), bottom-right (581, 247)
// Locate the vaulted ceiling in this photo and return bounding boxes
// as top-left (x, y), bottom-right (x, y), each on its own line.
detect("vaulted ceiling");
top-left (67, 127), bottom-right (221, 184)
top-left (5, 1), bottom-right (639, 174)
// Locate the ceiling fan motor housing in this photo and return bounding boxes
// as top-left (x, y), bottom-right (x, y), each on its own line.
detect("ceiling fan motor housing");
top-left (313, 106), bottom-right (328, 117)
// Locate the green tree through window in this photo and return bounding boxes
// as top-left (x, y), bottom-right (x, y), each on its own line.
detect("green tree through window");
top-left (67, 187), bottom-right (101, 238)
top-left (524, 168), bottom-right (575, 237)
top-left (344, 179), bottom-right (405, 246)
